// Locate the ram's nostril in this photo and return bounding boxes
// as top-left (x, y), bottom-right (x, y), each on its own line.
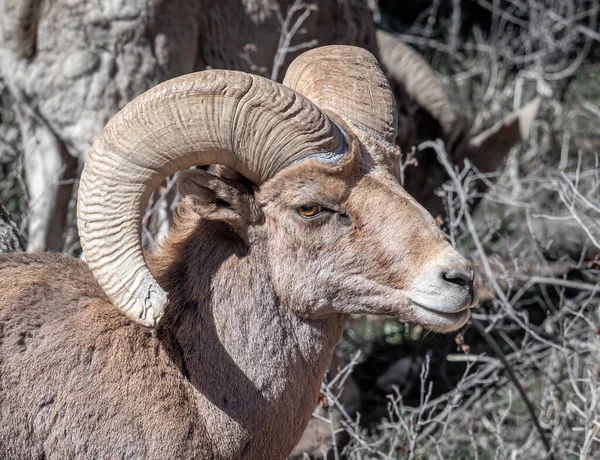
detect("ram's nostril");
top-left (442, 268), bottom-right (473, 288)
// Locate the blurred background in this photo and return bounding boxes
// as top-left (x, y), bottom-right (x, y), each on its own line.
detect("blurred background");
top-left (1, 0), bottom-right (599, 458)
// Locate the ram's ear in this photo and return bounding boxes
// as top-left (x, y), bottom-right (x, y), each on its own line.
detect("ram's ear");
top-left (177, 169), bottom-right (259, 237)
top-left (464, 97), bottom-right (541, 173)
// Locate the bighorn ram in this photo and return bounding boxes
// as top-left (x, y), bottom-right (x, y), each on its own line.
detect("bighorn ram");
top-left (0, 46), bottom-right (477, 458)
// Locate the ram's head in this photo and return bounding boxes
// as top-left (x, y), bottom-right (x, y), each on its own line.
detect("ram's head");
top-left (78, 46), bottom-right (477, 332)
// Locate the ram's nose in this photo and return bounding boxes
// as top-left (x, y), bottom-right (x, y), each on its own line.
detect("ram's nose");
top-left (442, 266), bottom-right (474, 288)
top-left (440, 265), bottom-right (476, 306)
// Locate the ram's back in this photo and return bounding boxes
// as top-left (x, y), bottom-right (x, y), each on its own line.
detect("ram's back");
top-left (0, 253), bottom-right (209, 459)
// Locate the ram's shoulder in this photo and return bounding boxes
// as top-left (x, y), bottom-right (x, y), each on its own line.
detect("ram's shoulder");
top-left (0, 252), bottom-right (131, 339)
top-left (0, 252), bottom-right (98, 295)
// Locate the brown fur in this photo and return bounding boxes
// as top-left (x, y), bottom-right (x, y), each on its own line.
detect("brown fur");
top-left (0, 121), bottom-right (472, 459)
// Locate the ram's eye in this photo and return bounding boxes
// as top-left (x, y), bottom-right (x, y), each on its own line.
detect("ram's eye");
top-left (297, 204), bottom-right (323, 218)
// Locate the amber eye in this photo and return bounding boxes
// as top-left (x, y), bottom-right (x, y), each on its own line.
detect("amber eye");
top-left (297, 204), bottom-right (323, 218)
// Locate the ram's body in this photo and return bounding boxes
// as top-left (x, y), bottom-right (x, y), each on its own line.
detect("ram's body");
top-left (0, 245), bottom-right (335, 458)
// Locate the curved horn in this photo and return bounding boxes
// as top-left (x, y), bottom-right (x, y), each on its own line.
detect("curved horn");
top-left (77, 70), bottom-right (343, 327)
top-left (376, 30), bottom-right (456, 138)
top-left (283, 46), bottom-right (397, 143)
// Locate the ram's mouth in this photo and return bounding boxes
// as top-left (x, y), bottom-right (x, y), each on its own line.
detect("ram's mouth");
top-left (421, 304), bottom-right (471, 320)
top-left (410, 301), bottom-right (471, 332)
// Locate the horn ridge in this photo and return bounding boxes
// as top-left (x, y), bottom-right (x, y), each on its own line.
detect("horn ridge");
top-left (283, 45), bottom-right (397, 143)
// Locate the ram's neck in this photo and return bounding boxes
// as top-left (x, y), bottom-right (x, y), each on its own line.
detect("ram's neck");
top-left (149, 218), bottom-right (346, 457)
